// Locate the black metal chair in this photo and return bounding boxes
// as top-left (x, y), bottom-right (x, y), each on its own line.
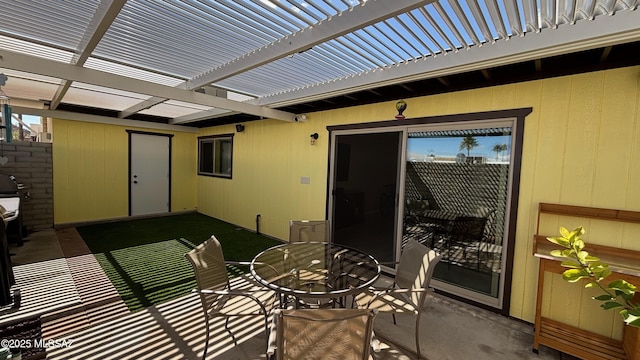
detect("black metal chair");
top-left (447, 216), bottom-right (488, 271)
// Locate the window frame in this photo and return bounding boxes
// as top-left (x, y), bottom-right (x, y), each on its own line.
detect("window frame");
top-left (198, 134), bottom-right (234, 178)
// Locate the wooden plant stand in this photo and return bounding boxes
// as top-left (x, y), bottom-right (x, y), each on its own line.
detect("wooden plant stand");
top-left (532, 203), bottom-right (640, 360)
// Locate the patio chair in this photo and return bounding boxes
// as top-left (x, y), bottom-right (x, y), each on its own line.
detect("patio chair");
top-left (289, 220), bottom-right (330, 243)
top-left (288, 220), bottom-right (340, 308)
top-left (354, 239), bottom-right (442, 359)
top-left (185, 236), bottom-right (275, 360)
top-left (267, 308), bottom-right (377, 360)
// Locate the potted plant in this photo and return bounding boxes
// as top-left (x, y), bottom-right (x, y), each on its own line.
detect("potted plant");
top-left (547, 226), bottom-right (639, 359)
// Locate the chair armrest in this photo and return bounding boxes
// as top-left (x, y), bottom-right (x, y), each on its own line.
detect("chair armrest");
top-left (364, 287), bottom-right (434, 308)
top-left (225, 260), bottom-right (252, 266)
top-left (365, 281), bottom-right (397, 292)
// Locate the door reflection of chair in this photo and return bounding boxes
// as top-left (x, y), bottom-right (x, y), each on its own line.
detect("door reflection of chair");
top-left (412, 210), bottom-right (458, 250)
top-left (447, 216), bottom-right (488, 271)
top-left (289, 220), bottom-right (330, 243)
top-left (267, 308), bottom-right (378, 360)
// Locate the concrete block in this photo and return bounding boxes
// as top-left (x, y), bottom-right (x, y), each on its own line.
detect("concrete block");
top-left (8, 151), bottom-right (31, 157)
top-left (30, 152), bottom-right (51, 158)
top-left (25, 177), bottom-right (48, 184)
top-left (26, 162), bottom-right (52, 169)
top-left (25, 188), bottom-right (46, 195)
top-left (0, 145), bottom-right (17, 151)
top-left (28, 204), bottom-right (51, 210)
top-left (17, 156), bottom-right (47, 163)
top-left (8, 162), bottom-right (34, 168)
top-left (25, 146), bottom-right (47, 152)
top-left (28, 183), bottom-right (52, 189)
top-left (25, 172), bottom-right (51, 179)
top-left (29, 142), bottom-right (52, 149)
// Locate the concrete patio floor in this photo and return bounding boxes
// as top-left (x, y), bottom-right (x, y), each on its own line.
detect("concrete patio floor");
top-left (2, 229), bottom-right (578, 360)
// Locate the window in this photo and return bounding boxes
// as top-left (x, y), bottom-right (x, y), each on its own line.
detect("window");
top-left (198, 135), bottom-right (233, 178)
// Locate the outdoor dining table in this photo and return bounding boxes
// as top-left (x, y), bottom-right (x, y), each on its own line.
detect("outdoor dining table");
top-left (250, 242), bottom-right (380, 308)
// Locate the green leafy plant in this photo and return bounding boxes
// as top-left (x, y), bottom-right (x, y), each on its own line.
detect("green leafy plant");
top-left (547, 226), bottom-right (640, 327)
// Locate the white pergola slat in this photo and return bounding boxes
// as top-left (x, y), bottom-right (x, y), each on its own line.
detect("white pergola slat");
top-left (252, 8), bottom-right (640, 107)
top-left (0, 0), bottom-right (636, 126)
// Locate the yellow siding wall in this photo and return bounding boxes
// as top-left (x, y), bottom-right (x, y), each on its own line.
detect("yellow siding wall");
top-left (196, 101), bottom-right (396, 239)
top-left (196, 66), bottom-right (640, 334)
top-left (53, 119), bottom-right (197, 224)
top-left (49, 65), bottom-right (639, 335)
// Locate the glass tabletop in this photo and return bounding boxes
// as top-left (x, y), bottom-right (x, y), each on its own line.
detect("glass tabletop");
top-left (250, 242), bottom-right (380, 298)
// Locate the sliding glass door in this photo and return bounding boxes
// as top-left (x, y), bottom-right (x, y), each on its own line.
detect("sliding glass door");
top-left (403, 121), bottom-right (514, 307)
top-left (328, 110), bottom-right (527, 311)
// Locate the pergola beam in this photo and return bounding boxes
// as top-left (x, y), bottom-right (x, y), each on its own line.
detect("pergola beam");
top-left (50, 0), bottom-right (127, 109)
top-left (186, 0), bottom-right (437, 90)
top-left (11, 106), bottom-right (198, 133)
top-left (0, 50), bottom-right (296, 122)
top-left (141, 0), bottom-right (437, 124)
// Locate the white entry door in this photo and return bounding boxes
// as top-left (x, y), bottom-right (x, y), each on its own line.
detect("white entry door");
top-left (129, 131), bottom-right (172, 216)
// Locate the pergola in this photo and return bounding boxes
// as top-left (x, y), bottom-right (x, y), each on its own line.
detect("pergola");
top-left (0, 0), bottom-right (638, 128)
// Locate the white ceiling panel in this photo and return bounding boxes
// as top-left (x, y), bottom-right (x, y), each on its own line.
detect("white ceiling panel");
top-left (138, 101), bottom-right (212, 118)
top-left (84, 58), bottom-right (185, 87)
top-left (0, 68), bottom-right (62, 85)
top-left (163, 100), bottom-right (211, 111)
top-left (0, 75), bottom-right (59, 102)
top-left (63, 86), bottom-right (149, 111)
top-left (71, 82), bottom-right (151, 100)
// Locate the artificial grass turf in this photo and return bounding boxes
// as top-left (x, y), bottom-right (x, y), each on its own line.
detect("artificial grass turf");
top-left (76, 212), bottom-right (282, 312)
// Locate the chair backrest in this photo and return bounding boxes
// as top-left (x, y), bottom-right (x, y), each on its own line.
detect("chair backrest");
top-left (473, 206), bottom-right (494, 218)
top-left (289, 220), bottom-right (330, 243)
top-left (395, 240), bottom-right (442, 308)
top-left (184, 236), bottom-right (230, 310)
top-left (275, 308), bottom-right (377, 360)
top-left (450, 216), bottom-right (488, 244)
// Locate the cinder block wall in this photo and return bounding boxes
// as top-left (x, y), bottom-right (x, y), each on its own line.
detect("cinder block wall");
top-left (0, 141), bottom-right (53, 231)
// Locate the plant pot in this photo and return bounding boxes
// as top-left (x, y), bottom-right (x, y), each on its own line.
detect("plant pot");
top-left (623, 325), bottom-right (640, 360)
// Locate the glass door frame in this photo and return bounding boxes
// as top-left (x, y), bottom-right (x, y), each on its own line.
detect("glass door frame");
top-left (327, 126), bottom-right (406, 263)
top-left (327, 107), bottom-right (530, 314)
top-left (402, 118), bottom-right (518, 310)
